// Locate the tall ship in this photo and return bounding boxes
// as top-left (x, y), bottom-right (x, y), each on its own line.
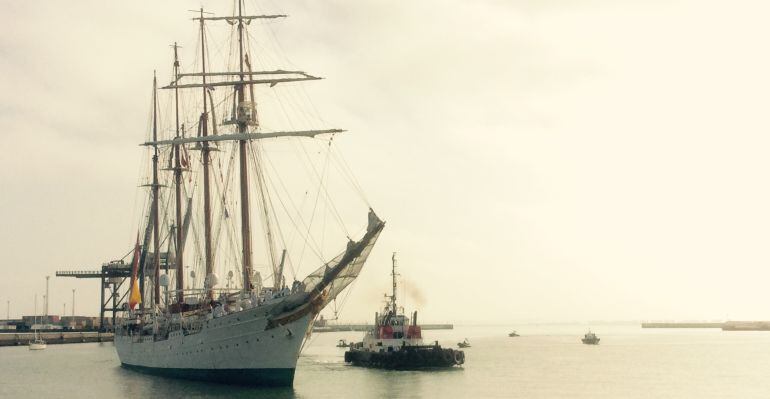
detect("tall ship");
top-left (115, 1), bottom-right (384, 387)
top-left (344, 254), bottom-right (464, 369)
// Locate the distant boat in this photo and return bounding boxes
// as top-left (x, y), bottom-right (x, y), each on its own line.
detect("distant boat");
top-left (457, 338), bottom-right (471, 348)
top-left (29, 294), bottom-right (46, 351)
top-left (581, 331), bottom-right (600, 345)
top-left (336, 339), bottom-right (350, 348)
top-left (508, 331), bottom-right (519, 337)
top-left (29, 336), bottom-right (47, 351)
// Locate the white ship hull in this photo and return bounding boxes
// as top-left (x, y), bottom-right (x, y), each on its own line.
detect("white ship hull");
top-left (116, 306), bottom-right (313, 386)
top-left (115, 219), bottom-right (384, 386)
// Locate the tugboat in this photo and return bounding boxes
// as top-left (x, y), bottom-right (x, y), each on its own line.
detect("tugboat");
top-left (336, 339), bottom-right (350, 348)
top-left (582, 331), bottom-right (600, 345)
top-left (508, 331), bottom-right (519, 337)
top-left (457, 339), bottom-right (471, 348)
top-left (344, 253), bottom-right (464, 369)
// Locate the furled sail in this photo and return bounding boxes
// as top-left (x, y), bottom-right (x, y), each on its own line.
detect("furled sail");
top-left (303, 212), bottom-right (385, 309)
top-left (265, 212), bottom-right (385, 328)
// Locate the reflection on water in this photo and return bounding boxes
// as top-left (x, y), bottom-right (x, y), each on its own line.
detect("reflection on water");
top-left (115, 361), bottom-right (300, 399)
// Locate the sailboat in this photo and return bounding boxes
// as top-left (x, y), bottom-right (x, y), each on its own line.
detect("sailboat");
top-left (29, 333), bottom-right (47, 351)
top-left (29, 294), bottom-right (46, 351)
top-left (114, 2), bottom-right (384, 387)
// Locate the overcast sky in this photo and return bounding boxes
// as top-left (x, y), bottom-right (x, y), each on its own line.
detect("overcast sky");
top-left (3, 0), bottom-right (770, 323)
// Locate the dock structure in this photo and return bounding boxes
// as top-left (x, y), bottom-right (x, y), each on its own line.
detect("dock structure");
top-left (56, 261), bottom-right (132, 331)
top-left (0, 331), bottom-right (113, 347)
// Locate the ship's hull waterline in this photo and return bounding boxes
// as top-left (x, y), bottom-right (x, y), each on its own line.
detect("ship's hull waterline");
top-left (345, 345), bottom-right (464, 369)
top-left (116, 307), bottom-right (313, 387)
top-left (121, 364), bottom-right (296, 386)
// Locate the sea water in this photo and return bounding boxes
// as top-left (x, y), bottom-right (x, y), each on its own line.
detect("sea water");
top-left (2, 324), bottom-right (770, 398)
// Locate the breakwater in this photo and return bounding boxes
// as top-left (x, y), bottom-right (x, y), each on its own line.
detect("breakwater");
top-left (641, 322), bottom-right (723, 329)
top-left (641, 321), bottom-right (770, 331)
top-left (0, 331), bottom-right (113, 347)
top-left (721, 321), bottom-right (770, 331)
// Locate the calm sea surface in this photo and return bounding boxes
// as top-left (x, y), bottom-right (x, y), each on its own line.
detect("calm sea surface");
top-left (2, 324), bottom-right (770, 398)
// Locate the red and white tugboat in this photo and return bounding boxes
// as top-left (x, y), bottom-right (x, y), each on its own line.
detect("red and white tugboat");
top-left (344, 253), bottom-right (464, 369)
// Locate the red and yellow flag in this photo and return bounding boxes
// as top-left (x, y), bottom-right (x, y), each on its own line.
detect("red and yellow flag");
top-left (129, 234), bottom-right (142, 310)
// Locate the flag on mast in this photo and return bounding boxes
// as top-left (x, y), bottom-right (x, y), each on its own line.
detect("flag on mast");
top-left (129, 233), bottom-right (142, 310)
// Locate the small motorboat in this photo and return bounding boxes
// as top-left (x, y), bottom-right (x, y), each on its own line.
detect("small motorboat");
top-left (336, 339), bottom-right (350, 348)
top-left (508, 331), bottom-right (519, 337)
top-left (581, 331), bottom-right (600, 345)
top-left (457, 338), bottom-right (471, 348)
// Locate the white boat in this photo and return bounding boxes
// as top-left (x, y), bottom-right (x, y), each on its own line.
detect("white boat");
top-left (29, 294), bottom-right (47, 350)
top-left (113, 1), bottom-right (384, 387)
top-left (29, 337), bottom-right (47, 351)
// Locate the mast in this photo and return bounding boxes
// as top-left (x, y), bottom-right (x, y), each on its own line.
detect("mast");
top-left (243, 49), bottom-right (279, 288)
top-left (199, 9), bottom-right (214, 299)
top-left (152, 72), bottom-right (161, 306)
top-left (173, 43), bottom-right (185, 303)
top-left (45, 276), bottom-right (49, 317)
top-left (237, 0), bottom-right (254, 292)
top-left (391, 252), bottom-right (398, 313)
top-left (133, 5), bottom-right (347, 298)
